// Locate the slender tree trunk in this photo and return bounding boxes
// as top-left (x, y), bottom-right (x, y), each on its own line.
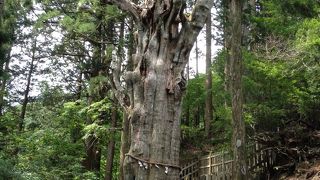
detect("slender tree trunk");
top-left (83, 23), bottom-right (105, 175)
top-left (224, 0), bottom-right (231, 107)
top-left (195, 40), bottom-right (199, 76)
top-left (83, 92), bottom-right (101, 173)
top-left (19, 41), bottom-right (36, 131)
top-left (0, 52), bottom-right (10, 115)
top-left (185, 61), bottom-right (190, 126)
top-left (105, 106), bottom-right (117, 180)
top-left (120, 111), bottom-right (130, 180)
top-left (204, 12), bottom-right (213, 137)
top-left (230, 0), bottom-right (247, 179)
top-left (76, 71), bottom-right (82, 100)
top-left (120, 16), bottom-right (134, 180)
top-left (194, 39), bottom-right (200, 128)
top-left (105, 20), bottom-right (124, 180)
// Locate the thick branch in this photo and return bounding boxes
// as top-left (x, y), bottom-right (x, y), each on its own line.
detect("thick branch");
top-left (109, 50), bottom-right (130, 111)
top-left (104, 0), bottom-right (140, 22)
top-left (172, 0), bottom-right (213, 67)
top-left (189, 0), bottom-right (213, 33)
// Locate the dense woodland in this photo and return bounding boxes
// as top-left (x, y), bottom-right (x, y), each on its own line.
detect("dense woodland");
top-left (0, 0), bottom-right (320, 179)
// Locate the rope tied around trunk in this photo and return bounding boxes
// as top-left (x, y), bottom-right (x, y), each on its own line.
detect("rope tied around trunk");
top-left (125, 153), bottom-right (181, 173)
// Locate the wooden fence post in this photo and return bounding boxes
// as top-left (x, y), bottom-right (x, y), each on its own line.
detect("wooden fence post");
top-left (209, 152), bottom-right (212, 175)
top-left (222, 152), bottom-right (226, 180)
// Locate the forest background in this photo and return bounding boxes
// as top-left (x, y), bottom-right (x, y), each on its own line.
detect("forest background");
top-left (0, 0), bottom-right (319, 179)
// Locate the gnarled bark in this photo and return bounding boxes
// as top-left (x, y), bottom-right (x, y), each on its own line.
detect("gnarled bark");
top-left (106, 0), bottom-right (213, 179)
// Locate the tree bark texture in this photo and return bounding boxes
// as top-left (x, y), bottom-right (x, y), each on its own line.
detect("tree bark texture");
top-left (106, 0), bottom-right (213, 179)
top-left (229, 0), bottom-right (248, 179)
top-left (184, 61), bottom-right (190, 126)
top-left (204, 11), bottom-right (213, 137)
top-left (105, 106), bottom-right (117, 180)
top-left (224, 0), bottom-right (231, 107)
top-left (120, 111), bottom-right (130, 180)
top-left (194, 39), bottom-right (201, 128)
top-left (120, 15), bottom-right (134, 180)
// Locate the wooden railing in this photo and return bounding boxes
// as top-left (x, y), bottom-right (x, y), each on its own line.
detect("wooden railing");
top-left (180, 160), bottom-right (200, 180)
top-left (180, 144), bottom-right (276, 180)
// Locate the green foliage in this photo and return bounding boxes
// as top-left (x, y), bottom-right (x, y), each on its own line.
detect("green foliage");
top-left (242, 51), bottom-right (293, 131)
top-left (252, 0), bottom-right (319, 38)
top-left (181, 125), bottom-right (204, 145)
top-left (34, 10), bottom-right (61, 29)
top-left (183, 75), bottom-right (206, 113)
top-left (0, 0), bottom-right (21, 77)
top-left (0, 88), bottom-right (112, 179)
top-left (87, 75), bottom-right (109, 100)
top-left (13, 99), bottom-right (92, 179)
top-left (296, 18), bottom-right (320, 60)
top-left (0, 158), bottom-right (22, 180)
top-left (82, 123), bottom-right (109, 141)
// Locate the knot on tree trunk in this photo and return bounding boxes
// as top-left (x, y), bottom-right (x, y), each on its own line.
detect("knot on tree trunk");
top-left (130, 105), bottom-right (143, 125)
top-left (166, 70), bottom-right (187, 99)
top-left (124, 71), bottom-right (141, 85)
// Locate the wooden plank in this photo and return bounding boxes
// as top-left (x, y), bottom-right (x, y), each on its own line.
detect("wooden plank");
top-left (209, 152), bottom-right (212, 175)
top-left (199, 160), bottom-right (234, 169)
top-left (181, 161), bottom-right (199, 169)
top-left (182, 169), bottom-right (199, 177)
top-left (200, 152), bottom-right (229, 160)
top-left (222, 152), bottom-right (226, 180)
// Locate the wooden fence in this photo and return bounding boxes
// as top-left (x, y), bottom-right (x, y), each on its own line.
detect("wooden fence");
top-left (180, 144), bottom-right (276, 180)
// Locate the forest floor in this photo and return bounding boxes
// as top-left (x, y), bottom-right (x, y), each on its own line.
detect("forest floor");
top-left (274, 159), bottom-right (320, 180)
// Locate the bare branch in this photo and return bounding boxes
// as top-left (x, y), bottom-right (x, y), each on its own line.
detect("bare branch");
top-left (252, 35), bottom-right (299, 61)
top-left (104, 0), bottom-right (140, 22)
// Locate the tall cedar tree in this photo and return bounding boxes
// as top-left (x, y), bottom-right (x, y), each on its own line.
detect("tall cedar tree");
top-left (204, 11), bottom-right (213, 136)
top-left (230, 0), bottom-right (248, 179)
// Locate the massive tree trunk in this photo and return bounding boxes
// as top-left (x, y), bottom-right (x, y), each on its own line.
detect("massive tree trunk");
top-left (106, 0), bottom-right (213, 179)
top-left (204, 11), bottom-right (213, 137)
top-left (229, 0), bottom-right (247, 179)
